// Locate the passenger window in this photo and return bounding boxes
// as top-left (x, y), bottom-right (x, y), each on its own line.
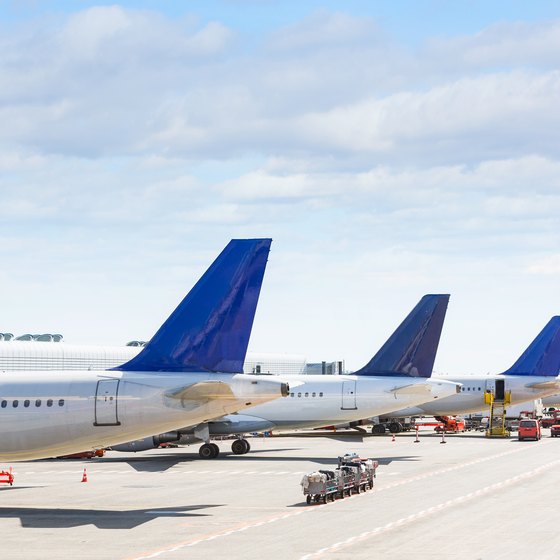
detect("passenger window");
top-left (47, 399), bottom-right (53, 407)
top-left (35, 399), bottom-right (41, 407)
top-left (319, 392), bottom-right (323, 397)
top-left (24, 400), bottom-right (30, 407)
top-left (58, 399), bottom-right (64, 407)
top-left (1, 400), bottom-right (6, 408)
top-left (12, 400), bottom-right (18, 408)
top-left (312, 392), bottom-right (316, 397)
top-left (297, 392), bottom-right (301, 397)
top-left (305, 392), bottom-right (309, 397)
top-left (290, 393), bottom-right (294, 397)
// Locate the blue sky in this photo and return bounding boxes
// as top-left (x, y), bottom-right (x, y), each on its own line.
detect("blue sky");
top-left (1, 1), bottom-right (560, 373)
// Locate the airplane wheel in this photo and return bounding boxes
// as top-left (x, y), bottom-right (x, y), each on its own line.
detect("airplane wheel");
top-left (306, 495), bottom-right (311, 504)
top-left (210, 443), bottom-right (220, 457)
top-left (243, 440), bottom-right (251, 454)
top-left (199, 443), bottom-right (216, 459)
top-left (388, 422), bottom-right (402, 434)
top-left (232, 439), bottom-right (247, 455)
top-left (372, 424), bottom-right (386, 435)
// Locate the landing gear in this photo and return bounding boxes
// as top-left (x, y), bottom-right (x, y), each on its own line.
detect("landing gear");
top-left (372, 424), bottom-right (386, 435)
top-left (231, 438), bottom-right (251, 455)
top-left (388, 422), bottom-right (403, 434)
top-left (199, 443), bottom-right (220, 459)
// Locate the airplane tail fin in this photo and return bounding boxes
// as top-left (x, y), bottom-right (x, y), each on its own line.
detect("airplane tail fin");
top-left (115, 239), bottom-right (271, 373)
top-left (501, 316), bottom-right (560, 376)
top-left (353, 294), bottom-right (449, 377)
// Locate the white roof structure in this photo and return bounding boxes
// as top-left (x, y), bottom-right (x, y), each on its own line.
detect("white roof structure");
top-left (0, 341), bottom-right (307, 374)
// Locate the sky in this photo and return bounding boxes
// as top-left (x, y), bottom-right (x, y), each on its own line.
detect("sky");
top-left (1, 1), bottom-right (560, 374)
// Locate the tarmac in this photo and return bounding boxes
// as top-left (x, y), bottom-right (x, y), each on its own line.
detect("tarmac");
top-left (1, 427), bottom-right (559, 560)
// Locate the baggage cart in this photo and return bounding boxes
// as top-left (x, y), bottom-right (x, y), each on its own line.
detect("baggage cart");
top-left (301, 471), bottom-right (339, 504)
top-left (338, 454), bottom-right (378, 493)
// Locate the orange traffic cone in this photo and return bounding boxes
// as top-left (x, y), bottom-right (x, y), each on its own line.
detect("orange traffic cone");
top-left (391, 433), bottom-right (396, 442)
top-left (81, 468), bottom-right (88, 482)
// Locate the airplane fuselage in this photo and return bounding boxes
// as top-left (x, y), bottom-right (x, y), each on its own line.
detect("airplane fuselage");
top-left (0, 370), bottom-right (285, 460)
top-left (204, 374), bottom-right (461, 434)
top-left (383, 374), bottom-right (560, 417)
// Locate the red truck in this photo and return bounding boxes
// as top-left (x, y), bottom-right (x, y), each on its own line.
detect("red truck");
top-left (518, 419), bottom-right (541, 441)
top-left (541, 410), bottom-right (560, 428)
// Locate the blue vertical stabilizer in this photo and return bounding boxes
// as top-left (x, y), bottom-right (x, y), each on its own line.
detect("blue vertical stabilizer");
top-left (501, 316), bottom-right (560, 376)
top-left (115, 239), bottom-right (271, 373)
top-left (354, 294), bottom-right (449, 377)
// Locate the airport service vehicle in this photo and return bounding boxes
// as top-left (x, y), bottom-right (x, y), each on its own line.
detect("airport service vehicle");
top-left (115, 294), bottom-right (462, 458)
top-left (301, 454), bottom-right (378, 504)
top-left (540, 409), bottom-right (560, 428)
top-left (434, 416), bottom-right (466, 433)
top-left (550, 424), bottom-right (560, 437)
top-left (0, 239), bottom-right (288, 461)
top-left (377, 316), bottom-right (560, 422)
top-left (518, 419), bottom-right (541, 441)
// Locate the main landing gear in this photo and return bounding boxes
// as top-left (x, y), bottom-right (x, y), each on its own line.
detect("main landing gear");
top-left (231, 438), bottom-right (251, 455)
top-left (198, 438), bottom-right (251, 459)
top-left (199, 442), bottom-right (220, 459)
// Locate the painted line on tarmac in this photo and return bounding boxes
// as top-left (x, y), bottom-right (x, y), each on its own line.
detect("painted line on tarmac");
top-left (300, 457), bottom-right (560, 560)
top-left (125, 443), bottom-right (542, 560)
top-left (126, 508), bottom-right (317, 560)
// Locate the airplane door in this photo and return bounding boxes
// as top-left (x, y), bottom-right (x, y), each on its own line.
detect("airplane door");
top-left (341, 381), bottom-right (357, 410)
top-left (94, 379), bottom-right (121, 426)
top-left (495, 378), bottom-right (505, 401)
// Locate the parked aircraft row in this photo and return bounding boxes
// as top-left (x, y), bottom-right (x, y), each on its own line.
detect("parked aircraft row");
top-left (1, 238), bottom-right (560, 462)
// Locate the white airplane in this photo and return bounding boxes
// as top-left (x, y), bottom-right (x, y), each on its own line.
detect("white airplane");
top-left (114, 294), bottom-right (462, 458)
top-left (0, 239), bottom-right (289, 461)
top-left (381, 316), bottom-right (560, 420)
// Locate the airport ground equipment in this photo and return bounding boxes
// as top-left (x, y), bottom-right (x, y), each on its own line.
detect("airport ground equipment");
top-left (551, 424), bottom-right (560, 437)
top-left (370, 416), bottom-right (415, 434)
top-left (485, 389), bottom-right (512, 438)
top-left (301, 454), bottom-right (378, 504)
top-left (0, 468), bottom-right (13, 486)
top-left (338, 453), bottom-right (378, 493)
top-left (540, 409), bottom-right (560, 428)
top-left (301, 471), bottom-right (340, 504)
top-left (434, 416), bottom-right (466, 433)
top-left (518, 418), bottom-right (541, 441)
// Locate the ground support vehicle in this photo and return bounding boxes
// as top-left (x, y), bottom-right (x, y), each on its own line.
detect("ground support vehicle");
top-left (338, 454), bottom-right (378, 494)
top-left (301, 454), bottom-right (378, 505)
top-left (434, 416), bottom-right (466, 433)
top-left (0, 468), bottom-right (13, 485)
top-left (541, 409), bottom-right (560, 429)
top-left (551, 424), bottom-right (560, 437)
top-left (370, 416), bottom-right (414, 434)
top-left (518, 419), bottom-right (541, 441)
top-left (58, 449), bottom-right (105, 459)
top-left (301, 471), bottom-right (340, 504)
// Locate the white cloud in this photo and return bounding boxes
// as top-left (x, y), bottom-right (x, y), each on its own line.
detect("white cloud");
top-left (0, 8), bottom-right (560, 373)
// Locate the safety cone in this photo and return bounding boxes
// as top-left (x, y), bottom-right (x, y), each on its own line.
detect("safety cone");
top-left (81, 468), bottom-right (88, 482)
top-left (440, 431), bottom-right (446, 444)
top-left (391, 433), bottom-right (396, 442)
top-left (414, 427), bottom-right (420, 443)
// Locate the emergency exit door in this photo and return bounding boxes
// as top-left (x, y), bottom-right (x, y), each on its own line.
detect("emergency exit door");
top-left (94, 379), bottom-right (121, 426)
top-left (341, 380), bottom-right (357, 410)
